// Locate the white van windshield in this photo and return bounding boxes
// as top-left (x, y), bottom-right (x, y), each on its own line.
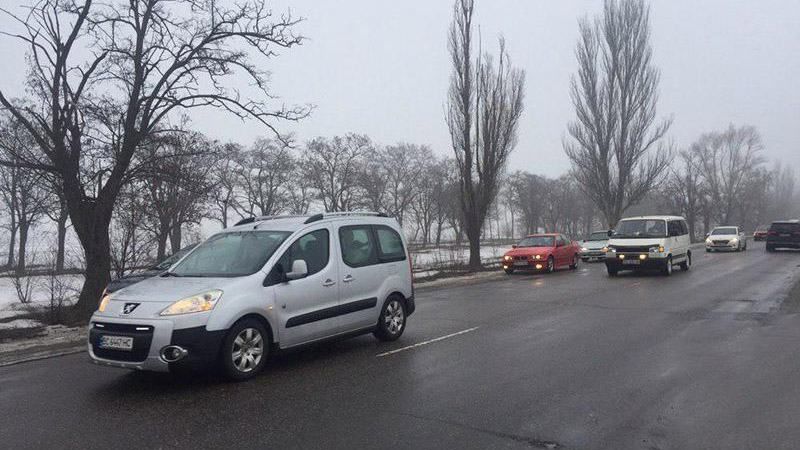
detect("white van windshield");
top-left (614, 219), bottom-right (667, 238)
top-left (170, 231), bottom-right (291, 277)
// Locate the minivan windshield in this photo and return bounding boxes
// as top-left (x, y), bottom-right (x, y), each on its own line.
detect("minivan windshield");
top-left (152, 243), bottom-right (198, 270)
top-left (170, 231), bottom-right (291, 277)
top-left (613, 219), bottom-right (666, 238)
top-left (587, 232), bottom-right (607, 241)
top-left (517, 236), bottom-right (555, 247)
top-left (711, 227), bottom-right (737, 235)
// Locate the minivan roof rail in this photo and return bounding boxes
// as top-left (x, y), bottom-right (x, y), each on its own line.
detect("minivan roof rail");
top-left (304, 211), bottom-right (387, 224)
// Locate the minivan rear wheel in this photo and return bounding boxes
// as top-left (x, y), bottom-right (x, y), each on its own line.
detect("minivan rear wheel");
top-left (220, 318), bottom-right (270, 381)
top-left (374, 296), bottom-right (406, 342)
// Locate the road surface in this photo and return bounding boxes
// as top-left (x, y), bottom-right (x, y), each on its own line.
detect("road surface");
top-left (2, 242), bottom-right (800, 449)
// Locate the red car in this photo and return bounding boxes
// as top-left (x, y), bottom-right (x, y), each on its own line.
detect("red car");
top-left (502, 233), bottom-right (581, 274)
top-left (753, 225), bottom-right (768, 241)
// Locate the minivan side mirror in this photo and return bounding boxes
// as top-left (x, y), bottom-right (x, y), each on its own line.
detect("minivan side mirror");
top-left (607, 229), bottom-right (614, 237)
top-left (511, 244), bottom-right (517, 249)
top-left (285, 259), bottom-right (308, 281)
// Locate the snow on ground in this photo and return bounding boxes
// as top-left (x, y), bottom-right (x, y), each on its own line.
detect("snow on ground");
top-left (0, 274), bottom-right (83, 312)
top-left (410, 244), bottom-right (509, 271)
top-left (0, 319), bottom-right (43, 330)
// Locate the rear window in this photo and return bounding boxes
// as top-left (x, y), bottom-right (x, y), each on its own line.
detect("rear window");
top-left (770, 222), bottom-right (800, 233)
top-left (375, 226), bottom-right (406, 262)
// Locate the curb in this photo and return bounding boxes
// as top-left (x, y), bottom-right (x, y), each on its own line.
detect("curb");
top-left (0, 344), bottom-right (85, 368)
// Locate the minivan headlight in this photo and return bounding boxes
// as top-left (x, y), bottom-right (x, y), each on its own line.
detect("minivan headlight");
top-left (98, 290), bottom-right (111, 312)
top-left (161, 290), bottom-right (223, 316)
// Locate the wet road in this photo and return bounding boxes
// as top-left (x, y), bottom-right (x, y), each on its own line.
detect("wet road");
top-left (2, 242), bottom-right (800, 449)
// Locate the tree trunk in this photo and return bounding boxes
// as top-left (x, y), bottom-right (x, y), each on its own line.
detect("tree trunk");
top-left (6, 222), bottom-right (16, 269)
top-left (56, 214), bottom-right (67, 272)
top-left (156, 225), bottom-right (170, 261)
top-left (170, 225), bottom-right (182, 254)
top-left (16, 220), bottom-right (28, 276)
top-left (77, 237), bottom-right (112, 317)
top-left (465, 216), bottom-right (482, 270)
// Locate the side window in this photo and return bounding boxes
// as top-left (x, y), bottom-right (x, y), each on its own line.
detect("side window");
top-left (339, 226), bottom-right (378, 267)
top-left (266, 229), bottom-right (329, 286)
top-left (375, 226), bottom-right (406, 262)
top-left (556, 236), bottom-right (565, 246)
top-left (668, 221), bottom-right (680, 237)
top-left (681, 221), bottom-right (689, 236)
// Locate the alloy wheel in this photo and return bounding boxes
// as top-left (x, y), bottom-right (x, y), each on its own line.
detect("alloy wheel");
top-left (232, 328), bottom-right (264, 373)
top-left (384, 299), bottom-right (405, 335)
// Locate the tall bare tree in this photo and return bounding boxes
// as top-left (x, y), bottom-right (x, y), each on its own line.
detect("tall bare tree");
top-left (208, 143), bottom-right (243, 229)
top-left (0, 0), bottom-right (309, 316)
top-left (446, 0), bottom-right (525, 270)
top-left (564, 0), bottom-right (671, 228)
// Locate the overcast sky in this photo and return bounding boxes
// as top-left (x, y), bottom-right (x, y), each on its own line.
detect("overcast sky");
top-left (1, 0), bottom-right (798, 176)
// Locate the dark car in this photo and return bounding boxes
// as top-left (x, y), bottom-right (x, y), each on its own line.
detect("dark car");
top-left (766, 220), bottom-right (800, 252)
top-left (105, 243), bottom-right (198, 293)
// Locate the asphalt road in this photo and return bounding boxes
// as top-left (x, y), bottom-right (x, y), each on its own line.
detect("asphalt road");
top-left (3, 242), bottom-right (800, 449)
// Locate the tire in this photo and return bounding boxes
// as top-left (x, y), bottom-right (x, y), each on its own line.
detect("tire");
top-left (374, 295), bottom-right (407, 342)
top-left (220, 318), bottom-right (270, 381)
top-left (607, 266), bottom-right (618, 277)
top-left (680, 252), bottom-right (691, 271)
top-left (662, 256), bottom-right (673, 276)
top-left (569, 254), bottom-right (579, 270)
top-left (705, 248), bottom-right (711, 253)
top-left (581, 257), bottom-right (589, 263)
top-left (503, 268), bottom-right (514, 275)
top-left (546, 256), bottom-right (555, 273)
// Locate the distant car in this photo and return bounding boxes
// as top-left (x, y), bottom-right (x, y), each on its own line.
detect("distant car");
top-left (753, 225), bottom-right (768, 241)
top-left (766, 220), bottom-right (800, 252)
top-left (105, 243), bottom-right (198, 294)
top-left (579, 230), bottom-right (609, 262)
top-left (502, 233), bottom-right (580, 274)
top-left (705, 226), bottom-right (747, 252)
top-left (604, 215), bottom-right (692, 276)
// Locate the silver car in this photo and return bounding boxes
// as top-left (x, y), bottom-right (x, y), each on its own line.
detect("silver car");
top-left (705, 226), bottom-right (747, 252)
top-left (579, 230), bottom-right (609, 262)
top-left (88, 212), bottom-right (415, 381)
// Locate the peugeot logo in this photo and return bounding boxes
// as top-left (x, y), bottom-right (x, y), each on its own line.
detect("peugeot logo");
top-left (122, 303), bottom-right (140, 315)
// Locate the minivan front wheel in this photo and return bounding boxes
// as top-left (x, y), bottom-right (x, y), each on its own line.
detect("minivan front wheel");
top-left (221, 318), bottom-right (269, 381)
top-left (375, 296), bottom-right (406, 342)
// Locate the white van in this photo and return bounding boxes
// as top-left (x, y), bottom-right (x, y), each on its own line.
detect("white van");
top-left (604, 215), bottom-right (692, 276)
top-left (88, 212), bottom-right (415, 380)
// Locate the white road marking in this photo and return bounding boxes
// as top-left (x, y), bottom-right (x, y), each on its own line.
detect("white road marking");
top-left (376, 327), bottom-right (480, 357)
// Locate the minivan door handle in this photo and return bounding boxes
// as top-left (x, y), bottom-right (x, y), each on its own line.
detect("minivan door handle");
top-left (343, 274), bottom-right (354, 283)
top-left (322, 279), bottom-right (336, 287)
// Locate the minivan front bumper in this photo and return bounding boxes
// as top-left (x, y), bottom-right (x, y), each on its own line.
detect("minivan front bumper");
top-left (88, 317), bottom-right (225, 372)
top-left (605, 253), bottom-right (668, 271)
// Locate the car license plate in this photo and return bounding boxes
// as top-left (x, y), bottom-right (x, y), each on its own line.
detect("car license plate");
top-left (99, 335), bottom-right (134, 351)
top-left (622, 259), bottom-right (640, 266)
top-left (513, 261), bottom-right (528, 267)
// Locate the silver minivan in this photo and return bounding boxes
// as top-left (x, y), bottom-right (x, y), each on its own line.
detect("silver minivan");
top-left (88, 212), bottom-right (415, 380)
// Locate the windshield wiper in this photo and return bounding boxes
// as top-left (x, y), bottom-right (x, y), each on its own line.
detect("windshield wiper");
top-left (161, 272), bottom-right (181, 277)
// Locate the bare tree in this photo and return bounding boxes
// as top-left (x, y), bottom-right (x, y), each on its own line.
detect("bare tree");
top-left (446, 0), bottom-right (525, 270)
top-left (234, 138), bottom-right (294, 218)
top-left (110, 185), bottom-right (154, 278)
top-left (564, 0), bottom-right (671, 228)
top-left (208, 143), bottom-right (243, 229)
top-left (140, 131), bottom-right (216, 259)
top-left (692, 125), bottom-right (765, 225)
top-left (0, 118), bottom-right (50, 274)
top-left (0, 0), bottom-right (309, 316)
top-left (303, 134), bottom-right (372, 212)
top-left (665, 150), bottom-right (704, 241)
